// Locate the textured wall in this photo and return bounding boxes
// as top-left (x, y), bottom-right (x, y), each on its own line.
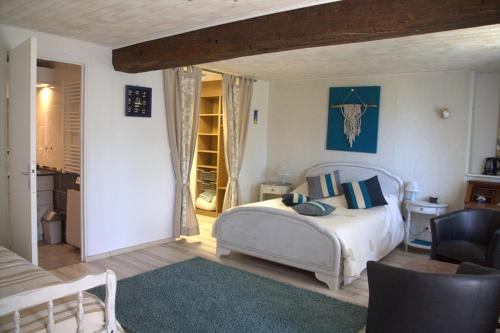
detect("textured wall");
top-left (267, 71), bottom-right (473, 210)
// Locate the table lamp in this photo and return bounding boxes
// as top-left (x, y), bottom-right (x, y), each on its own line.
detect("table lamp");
top-left (278, 166), bottom-right (290, 185)
top-left (405, 181), bottom-right (419, 201)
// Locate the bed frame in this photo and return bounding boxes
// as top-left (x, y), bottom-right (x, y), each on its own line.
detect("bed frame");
top-left (215, 162), bottom-right (404, 290)
top-left (0, 270), bottom-right (117, 333)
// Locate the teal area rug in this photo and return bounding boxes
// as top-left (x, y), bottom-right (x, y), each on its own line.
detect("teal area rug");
top-left (90, 257), bottom-right (367, 333)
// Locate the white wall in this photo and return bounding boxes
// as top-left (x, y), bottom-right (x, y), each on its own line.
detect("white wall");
top-left (267, 71), bottom-right (473, 210)
top-left (239, 80), bottom-right (269, 203)
top-left (0, 24), bottom-right (174, 256)
top-left (0, 33), bottom-right (8, 246)
top-left (469, 73), bottom-right (500, 174)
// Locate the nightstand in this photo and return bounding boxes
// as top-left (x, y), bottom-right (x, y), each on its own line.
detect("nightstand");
top-left (404, 200), bottom-right (448, 251)
top-left (260, 182), bottom-right (292, 201)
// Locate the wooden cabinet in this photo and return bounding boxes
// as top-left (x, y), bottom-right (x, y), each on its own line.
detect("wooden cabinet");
top-left (464, 181), bottom-right (500, 211)
top-left (195, 80), bottom-right (228, 217)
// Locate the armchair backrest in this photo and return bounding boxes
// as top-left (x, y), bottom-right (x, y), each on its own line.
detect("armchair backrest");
top-left (465, 209), bottom-right (500, 244)
top-left (432, 209), bottom-right (500, 244)
top-left (366, 261), bottom-right (500, 333)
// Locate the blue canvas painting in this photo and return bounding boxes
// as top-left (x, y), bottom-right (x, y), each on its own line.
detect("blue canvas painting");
top-left (326, 86), bottom-right (381, 153)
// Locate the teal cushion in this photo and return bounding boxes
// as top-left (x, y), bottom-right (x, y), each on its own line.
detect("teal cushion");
top-left (282, 193), bottom-right (309, 206)
top-left (292, 201), bottom-right (335, 216)
top-left (306, 170), bottom-right (343, 199)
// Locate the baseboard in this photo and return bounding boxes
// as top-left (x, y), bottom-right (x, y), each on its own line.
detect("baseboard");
top-left (85, 237), bottom-right (174, 262)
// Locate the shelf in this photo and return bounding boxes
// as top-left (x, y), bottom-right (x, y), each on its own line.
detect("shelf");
top-left (198, 150), bottom-right (217, 154)
top-left (196, 208), bottom-right (218, 218)
top-left (197, 179), bottom-right (216, 184)
top-left (466, 173), bottom-right (500, 182)
top-left (199, 114), bottom-right (219, 117)
top-left (198, 133), bottom-right (218, 136)
top-left (405, 239), bottom-right (431, 250)
top-left (218, 187), bottom-right (227, 190)
top-left (466, 202), bottom-right (500, 210)
top-left (197, 164), bottom-right (217, 169)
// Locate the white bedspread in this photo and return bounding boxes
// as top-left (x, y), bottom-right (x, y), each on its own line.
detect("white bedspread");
top-left (216, 195), bottom-right (404, 285)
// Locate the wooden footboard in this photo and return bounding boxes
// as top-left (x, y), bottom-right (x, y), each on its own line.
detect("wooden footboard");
top-left (0, 270), bottom-right (117, 333)
top-left (215, 207), bottom-right (343, 289)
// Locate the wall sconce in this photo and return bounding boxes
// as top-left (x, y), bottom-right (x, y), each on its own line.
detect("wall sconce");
top-left (439, 106), bottom-right (450, 119)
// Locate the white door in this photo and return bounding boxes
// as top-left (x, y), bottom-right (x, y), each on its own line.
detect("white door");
top-left (8, 38), bottom-right (38, 264)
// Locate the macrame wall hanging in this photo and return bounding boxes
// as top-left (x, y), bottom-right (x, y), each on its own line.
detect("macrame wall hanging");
top-left (326, 86), bottom-right (381, 153)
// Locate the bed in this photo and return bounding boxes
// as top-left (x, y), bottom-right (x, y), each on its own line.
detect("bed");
top-left (0, 245), bottom-right (121, 333)
top-left (213, 162), bottom-right (405, 289)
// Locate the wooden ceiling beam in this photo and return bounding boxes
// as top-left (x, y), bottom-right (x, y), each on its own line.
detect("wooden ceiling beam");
top-left (112, 0), bottom-right (500, 73)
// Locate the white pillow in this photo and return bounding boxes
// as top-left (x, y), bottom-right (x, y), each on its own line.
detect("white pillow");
top-left (291, 182), bottom-right (309, 196)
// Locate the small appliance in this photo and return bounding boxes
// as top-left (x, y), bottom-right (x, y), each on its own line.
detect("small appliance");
top-left (483, 157), bottom-right (500, 175)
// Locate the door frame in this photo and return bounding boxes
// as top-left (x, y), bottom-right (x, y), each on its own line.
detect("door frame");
top-left (37, 50), bottom-right (89, 262)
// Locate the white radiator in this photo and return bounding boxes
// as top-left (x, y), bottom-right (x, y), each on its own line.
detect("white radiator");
top-left (62, 81), bottom-right (81, 174)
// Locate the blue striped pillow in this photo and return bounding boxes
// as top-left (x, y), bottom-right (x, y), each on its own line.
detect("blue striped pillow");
top-left (341, 176), bottom-right (388, 209)
top-left (281, 193), bottom-right (309, 206)
top-left (292, 201), bottom-right (336, 216)
top-left (306, 170), bottom-right (343, 200)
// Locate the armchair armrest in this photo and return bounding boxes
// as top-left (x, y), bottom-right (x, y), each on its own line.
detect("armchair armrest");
top-left (430, 210), bottom-right (468, 245)
top-left (487, 229), bottom-right (500, 269)
top-left (457, 262), bottom-right (500, 275)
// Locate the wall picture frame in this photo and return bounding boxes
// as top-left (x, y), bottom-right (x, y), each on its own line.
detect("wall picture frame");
top-left (125, 85), bottom-right (152, 117)
top-left (326, 86), bottom-right (381, 153)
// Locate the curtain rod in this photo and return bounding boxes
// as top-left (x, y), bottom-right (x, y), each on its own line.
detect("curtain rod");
top-left (195, 66), bottom-right (257, 82)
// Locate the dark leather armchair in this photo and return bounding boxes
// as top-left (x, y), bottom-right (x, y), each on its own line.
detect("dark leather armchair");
top-left (430, 209), bottom-right (500, 268)
top-left (366, 261), bottom-right (500, 333)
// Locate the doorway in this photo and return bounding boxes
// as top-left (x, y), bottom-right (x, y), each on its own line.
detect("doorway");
top-left (35, 59), bottom-right (83, 270)
top-left (190, 71), bottom-right (228, 220)
top-left (8, 38), bottom-right (86, 268)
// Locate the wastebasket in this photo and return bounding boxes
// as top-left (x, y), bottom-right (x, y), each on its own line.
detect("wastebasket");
top-left (42, 210), bottom-right (62, 244)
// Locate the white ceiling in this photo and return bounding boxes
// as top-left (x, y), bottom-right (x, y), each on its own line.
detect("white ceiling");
top-left (0, 0), bottom-right (336, 48)
top-left (202, 24), bottom-right (500, 81)
top-left (1, 1), bottom-right (498, 81)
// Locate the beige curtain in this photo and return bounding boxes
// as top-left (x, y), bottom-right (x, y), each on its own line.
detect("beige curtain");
top-left (164, 67), bottom-right (202, 237)
top-left (222, 74), bottom-right (254, 210)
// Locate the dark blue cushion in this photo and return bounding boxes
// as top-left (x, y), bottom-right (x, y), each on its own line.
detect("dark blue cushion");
top-left (341, 176), bottom-right (387, 209)
top-left (292, 201), bottom-right (336, 216)
top-left (282, 193), bottom-right (309, 207)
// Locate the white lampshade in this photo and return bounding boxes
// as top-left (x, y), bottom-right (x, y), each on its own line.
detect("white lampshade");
top-left (277, 166), bottom-right (290, 184)
top-left (278, 166), bottom-right (290, 177)
top-left (405, 180), bottom-right (420, 192)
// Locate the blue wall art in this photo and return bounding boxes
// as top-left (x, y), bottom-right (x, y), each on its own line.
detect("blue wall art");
top-left (326, 86), bottom-right (381, 153)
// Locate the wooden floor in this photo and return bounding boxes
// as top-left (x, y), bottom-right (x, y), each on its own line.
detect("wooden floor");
top-left (49, 215), bottom-right (455, 308)
top-left (38, 242), bottom-right (81, 270)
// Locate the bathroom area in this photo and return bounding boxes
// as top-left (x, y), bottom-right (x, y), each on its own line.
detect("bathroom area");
top-left (36, 59), bottom-right (82, 270)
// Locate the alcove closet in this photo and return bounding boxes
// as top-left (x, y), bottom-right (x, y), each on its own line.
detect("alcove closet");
top-left (192, 72), bottom-right (228, 217)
